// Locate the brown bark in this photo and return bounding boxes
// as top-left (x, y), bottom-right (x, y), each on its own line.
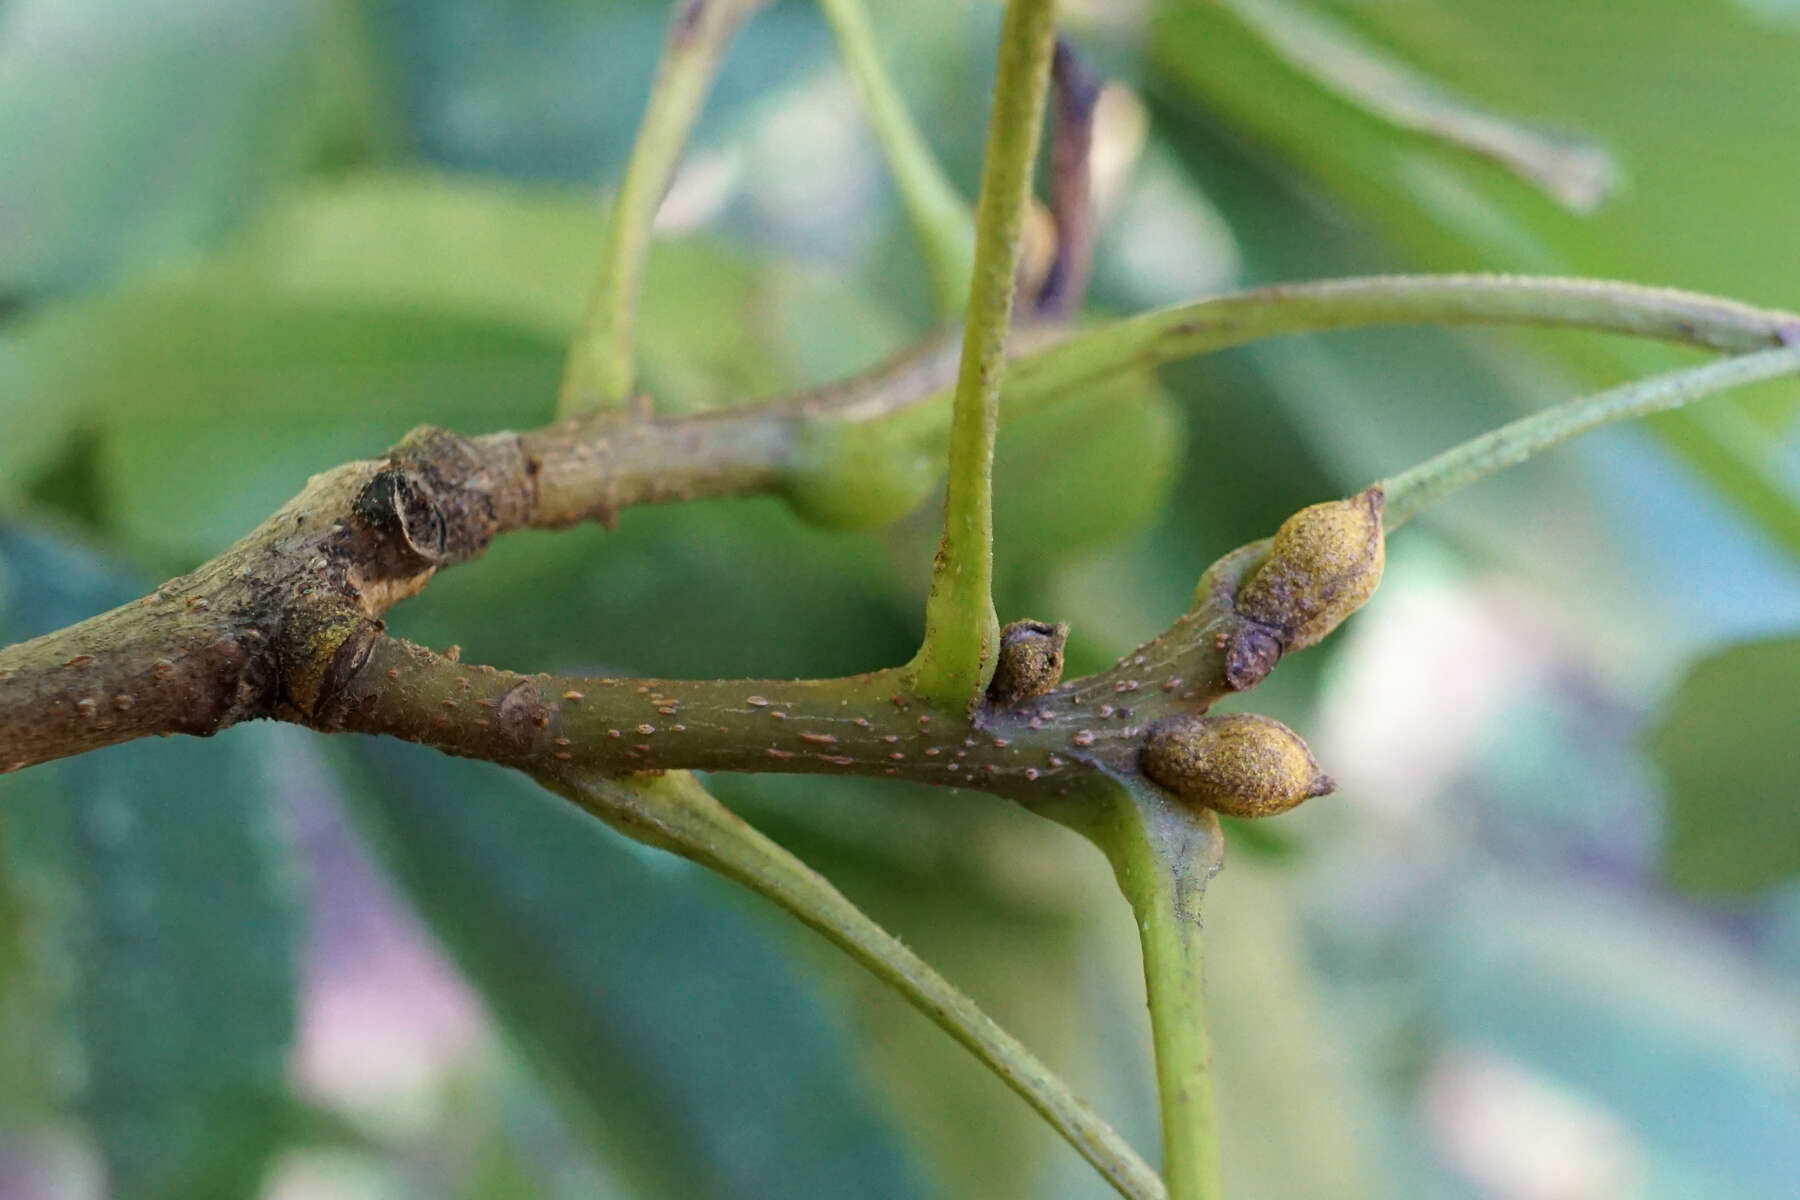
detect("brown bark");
top-left (0, 409), bottom-right (789, 771)
top-left (9, 273), bottom-right (1793, 786)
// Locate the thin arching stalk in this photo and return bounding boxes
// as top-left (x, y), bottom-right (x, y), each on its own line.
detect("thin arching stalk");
top-left (557, 769), bottom-right (1168, 1200)
top-left (1383, 344), bottom-right (1800, 526)
top-left (559, 0), bottom-right (766, 415)
top-left (817, 0), bottom-right (974, 315)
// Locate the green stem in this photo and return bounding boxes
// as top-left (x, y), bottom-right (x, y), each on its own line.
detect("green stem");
top-left (1077, 786), bottom-right (1225, 1200)
top-left (1382, 344), bottom-right (1800, 527)
top-left (325, 597), bottom-right (1268, 793)
top-left (558, 0), bottom-right (765, 416)
top-left (994, 274), bottom-right (1800, 423)
top-left (910, 0), bottom-right (1059, 704)
top-left (552, 769), bottom-right (1168, 1200)
top-left (817, 0), bottom-right (975, 315)
top-left (543, 273), bottom-right (1800, 536)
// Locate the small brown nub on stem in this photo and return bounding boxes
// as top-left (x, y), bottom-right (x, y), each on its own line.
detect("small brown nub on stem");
top-left (986, 620), bottom-right (1070, 706)
top-left (1223, 625), bottom-right (1283, 692)
top-left (1139, 712), bottom-right (1334, 819)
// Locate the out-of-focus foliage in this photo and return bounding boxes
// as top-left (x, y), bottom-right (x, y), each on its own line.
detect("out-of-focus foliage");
top-left (1, 0), bottom-right (1797, 1197)
top-left (1651, 635), bottom-right (1800, 894)
top-left (337, 741), bottom-right (927, 1200)
top-left (0, 529), bottom-right (300, 1200)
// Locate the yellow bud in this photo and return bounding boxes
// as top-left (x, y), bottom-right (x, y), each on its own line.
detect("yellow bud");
top-left (986, 620), bottom-right (1069, 706)
top-left (1139, 712), bottom-right (1333, 818)
top-left (1236, 486), bottom-right (1385, 652)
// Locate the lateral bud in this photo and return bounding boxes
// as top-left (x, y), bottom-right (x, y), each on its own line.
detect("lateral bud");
top-left (1224, 482), bottom-right (1389, 690)
top-left (1139, 712), bottom-right (1334, 819)
top-left (986, 620), bottom-right (1069, 706)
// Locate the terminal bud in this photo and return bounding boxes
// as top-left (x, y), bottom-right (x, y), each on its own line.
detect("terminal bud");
top-left (1235, 485), bottom-right (1385, 653)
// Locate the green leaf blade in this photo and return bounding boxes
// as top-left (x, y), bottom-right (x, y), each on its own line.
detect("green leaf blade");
top-left (0, 525), bottom-right (302, 1200)
top-left (337, 739), bottom-right (930, 1200)
top-left (1650, 634), bottom-right (1800, 894)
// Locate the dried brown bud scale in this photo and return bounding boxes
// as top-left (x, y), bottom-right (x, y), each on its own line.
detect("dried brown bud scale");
top-left (986, 620), bottom-right (1070, 706)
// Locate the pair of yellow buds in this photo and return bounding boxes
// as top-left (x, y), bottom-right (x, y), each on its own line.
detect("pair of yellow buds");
top-left (1141, 487), bottom-right (1385, 818)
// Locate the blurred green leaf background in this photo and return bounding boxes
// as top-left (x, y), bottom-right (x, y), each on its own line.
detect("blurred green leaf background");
top-left (1, 0), bottom-right (1797, 1196)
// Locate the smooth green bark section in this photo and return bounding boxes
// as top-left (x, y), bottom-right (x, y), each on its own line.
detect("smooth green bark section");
top-left (911, 0), bottom-right (1058, 705)
top-left (1076, 786), bottom-right (1225, 1200)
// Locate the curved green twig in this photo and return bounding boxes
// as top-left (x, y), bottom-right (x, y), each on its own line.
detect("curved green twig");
top-left (559, 0), bottom-right (767, 416)
top-left (910, 0), bottom-right (1059, 705)
top-left (1382, 344), bottom-right (1800, 526)
top-left (854, 273), bottom-right (1800, 487)
top-left (552, 769), bottom-right (1168, 1200)
top-left (817, 0), bottom-right (975, 315)
top-left (995, 274), bottom-right (1800, 419)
